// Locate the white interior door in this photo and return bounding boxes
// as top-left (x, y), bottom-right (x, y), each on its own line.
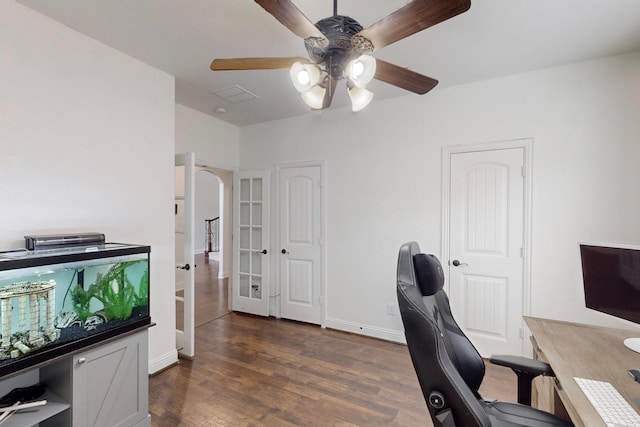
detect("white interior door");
top-left (175, 152), bottom-right (195, 358)
top-left (448, 147), bottom-right (525, 356)
top-left (278, 164), bottom-right (323, 325)
top-left (232, 171), bottom-right (270, 316)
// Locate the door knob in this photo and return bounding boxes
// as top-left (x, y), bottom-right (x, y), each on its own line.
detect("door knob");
top-left (452, 259), bottom-right (468, 267)
top-left (176, 263), bottom-right (190, 270)
top-left (281, 249), bottom-right (289, 254)
top-left (255, 249), bottom-right (268, 254)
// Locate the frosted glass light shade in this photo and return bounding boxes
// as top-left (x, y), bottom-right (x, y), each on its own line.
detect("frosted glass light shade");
top-left (347, 55), bottom-right (376, 88)
top-left (348, 86), bottom-right (374, 112)
top-left (301, 85), bottom-right (326, 109)
top-left (290, 62), bottom-right (321, 93)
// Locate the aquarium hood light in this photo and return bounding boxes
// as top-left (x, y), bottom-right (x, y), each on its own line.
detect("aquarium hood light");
top-left (24, 233), bottom-right (106, 251)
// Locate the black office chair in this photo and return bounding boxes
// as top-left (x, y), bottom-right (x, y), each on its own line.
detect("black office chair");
top-left (396, 242), bottom-right (573, 426)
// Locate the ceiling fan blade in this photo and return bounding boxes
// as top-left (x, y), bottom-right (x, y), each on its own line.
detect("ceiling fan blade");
top-left (355, 0), bottom-right (470, 51)
top-left (320, 76), bottom-right (338, 109)
top-left (374, 59), bottom-right (438, 94)
top-left (255, 0), bottom-right (328, 43)
top-left (210, 57), bottom-right (309, 71)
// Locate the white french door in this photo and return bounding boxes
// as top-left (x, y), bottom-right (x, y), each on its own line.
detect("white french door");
top-left (278, 163), bottom-right (323, 325)
top-left (446, 145), bottom-right (528, 357)
top-left (232, 171), bottom-right (270, 316)
top-left (175, 152), bottom-right (195, 358)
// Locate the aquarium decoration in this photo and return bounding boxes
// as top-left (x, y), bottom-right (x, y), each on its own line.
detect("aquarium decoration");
top-left (0, 280), bottom-right (59, 360)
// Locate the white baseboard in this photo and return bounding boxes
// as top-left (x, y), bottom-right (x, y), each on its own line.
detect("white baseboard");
top-left (324, 317), bottom-right (406, 344)
top-left (149, 349), bottom-right (179, 375)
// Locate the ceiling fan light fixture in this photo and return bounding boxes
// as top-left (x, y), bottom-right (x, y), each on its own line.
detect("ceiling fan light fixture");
top-left (348, 85), bottom-right (374, 112)
top-left (212, 0), bottom-right (472, 115)
top-left (301, 85), bottom-right (326, 109)
top-left (347, 55), bottom-right (376, 88)
top-left (290, 62), bottom-right (321, 93)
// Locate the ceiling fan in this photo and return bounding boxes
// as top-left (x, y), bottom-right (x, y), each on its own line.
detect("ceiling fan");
top-left (210, 0), bottom-right (471, 111)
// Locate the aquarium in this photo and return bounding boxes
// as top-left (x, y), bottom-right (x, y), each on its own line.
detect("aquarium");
top-left (0, 243), bottom-right (150, 378)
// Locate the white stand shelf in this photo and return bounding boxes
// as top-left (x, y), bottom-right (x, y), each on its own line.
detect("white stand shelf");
top-left (0, 390), bottom-right (70, 427)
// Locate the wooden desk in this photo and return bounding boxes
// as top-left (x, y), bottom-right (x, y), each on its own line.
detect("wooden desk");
top-left (525, 317), bottom-right (640, 427)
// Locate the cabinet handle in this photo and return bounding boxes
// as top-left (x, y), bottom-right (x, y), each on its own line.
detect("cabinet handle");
top-left (77, 357), bottom-right (87, 365)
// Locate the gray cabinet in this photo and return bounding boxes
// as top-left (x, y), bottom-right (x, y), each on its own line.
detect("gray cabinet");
top-left (72, 331), bottom-right (149, 427)
top-left (0, 330), bottom-right (149, 427)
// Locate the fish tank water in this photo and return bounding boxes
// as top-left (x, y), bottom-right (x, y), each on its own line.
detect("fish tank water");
top-left (0, 243), bottom-right (150, 378)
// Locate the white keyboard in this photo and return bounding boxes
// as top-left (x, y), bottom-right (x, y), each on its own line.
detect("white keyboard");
top-left (574, 377), bottom-right (640, 427)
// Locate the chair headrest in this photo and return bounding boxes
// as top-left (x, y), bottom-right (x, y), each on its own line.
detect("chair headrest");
top-left (413, 253), bottom-right (445, 296)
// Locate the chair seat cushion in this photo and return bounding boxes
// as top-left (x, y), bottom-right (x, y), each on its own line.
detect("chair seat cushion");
top-left (482, 400), bottom-right (573, 426)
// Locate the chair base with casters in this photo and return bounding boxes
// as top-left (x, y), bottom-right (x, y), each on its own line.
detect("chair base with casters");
top-left (396, 241), bottom-right (573, 427)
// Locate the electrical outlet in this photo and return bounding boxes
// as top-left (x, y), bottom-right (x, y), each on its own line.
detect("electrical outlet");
top-left (387, 303), bottom-right (395, 316)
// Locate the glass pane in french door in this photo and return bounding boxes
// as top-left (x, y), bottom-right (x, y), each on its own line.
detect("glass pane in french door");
top-left (239, 177), bottom-right (263, 300)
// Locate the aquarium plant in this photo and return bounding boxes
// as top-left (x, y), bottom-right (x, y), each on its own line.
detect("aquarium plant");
top-left (134, 270), bottom-right (148, 307)
top-left (68, 260), bottom-right (148, 324)
top-left (89, 262), bottom-right (137, 321)
top-left (70, 285), bottom-right (93, 322)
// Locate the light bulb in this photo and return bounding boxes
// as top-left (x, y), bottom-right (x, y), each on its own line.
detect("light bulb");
top-left (347, 55), bottom-right (376, 88)
top-left (297, 70), bottom-right (310, 85)
top-left (352, 62), bottom-right (364, 78)
top-left (290, 62), bottom-right (321, 93)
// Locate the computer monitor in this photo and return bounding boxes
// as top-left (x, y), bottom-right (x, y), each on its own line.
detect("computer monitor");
top-left (579, 243), bottom-right (640, 353)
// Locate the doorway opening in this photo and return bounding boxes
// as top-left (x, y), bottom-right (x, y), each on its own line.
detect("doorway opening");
top-left (195, 168), bottom-right (229, 325)
top-left (176, 166), bottom-right (232, 334)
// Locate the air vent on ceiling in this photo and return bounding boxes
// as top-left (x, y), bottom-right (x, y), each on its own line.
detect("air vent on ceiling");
top-left (210, 85), bottom-right (258, 103)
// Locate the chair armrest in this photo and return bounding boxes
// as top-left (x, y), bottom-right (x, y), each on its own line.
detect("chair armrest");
top-left (489, 355), bottom-right (553, 376)
top-left (489, 355), bottom-right (554, 406)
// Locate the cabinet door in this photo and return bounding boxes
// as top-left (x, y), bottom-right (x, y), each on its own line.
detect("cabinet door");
top-left (72, 331), bottom-right (149, 427)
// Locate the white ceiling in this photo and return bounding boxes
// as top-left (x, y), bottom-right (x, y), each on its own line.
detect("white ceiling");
top-left (17, 0), bottom-right (640, 127)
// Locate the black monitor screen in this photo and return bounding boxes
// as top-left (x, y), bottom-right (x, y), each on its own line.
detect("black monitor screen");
top-left (580, 243), bottom-right (640, 325)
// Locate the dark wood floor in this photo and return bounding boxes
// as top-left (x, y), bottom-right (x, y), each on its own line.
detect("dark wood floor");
top-left (150, 309), bottom-right (517, 426)
top-left (176, 253), bottom-right (229, 330)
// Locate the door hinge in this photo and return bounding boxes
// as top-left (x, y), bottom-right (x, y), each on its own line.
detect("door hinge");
top-left (519, 327), bottom-right (524, 339)
top-left (521, 165), bottom-right (526, 177)
top-left (520, 247), bottom-right (525, 258)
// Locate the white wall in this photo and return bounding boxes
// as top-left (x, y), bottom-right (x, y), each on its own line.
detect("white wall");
top-left (175, 104), bottom-right (240, 279)
top-left (175, 104), bottom-right (240, 167)
top-left (1, 2), bottom-right (177, 373)
top-left (240, 51), bottom-right (640, 340)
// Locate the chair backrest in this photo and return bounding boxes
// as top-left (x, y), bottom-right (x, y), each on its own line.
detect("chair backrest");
top-left (397, 242), bottom-right (490, 427)
top-left (413, 252), bottom-right (486, 398)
